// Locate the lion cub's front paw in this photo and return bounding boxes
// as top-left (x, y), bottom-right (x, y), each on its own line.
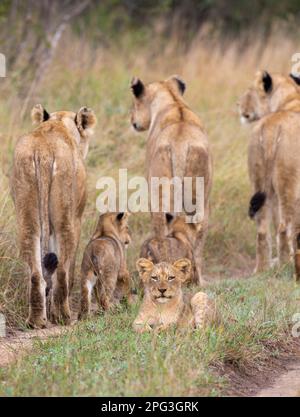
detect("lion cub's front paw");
top-left (154, 323), bottom-right (170, 333)
top-left (133, 322), bottom-right (154, 333)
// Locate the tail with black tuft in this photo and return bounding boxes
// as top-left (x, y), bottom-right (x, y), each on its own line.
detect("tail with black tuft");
top-left (248, 191), bottom-right (266, 219)
top-left (43, 252), bottom-right (58, 274)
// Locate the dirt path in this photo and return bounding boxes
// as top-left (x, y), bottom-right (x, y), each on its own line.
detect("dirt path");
top-left (256, 359), bottom-right (300, 397)
top-left (0, 325), bottom-right (72, 367)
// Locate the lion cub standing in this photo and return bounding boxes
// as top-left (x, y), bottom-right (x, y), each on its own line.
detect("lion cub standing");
top-left (133, 258), bottom-right (216, 333)
top-left (79, 212), bottom-right (131, 318)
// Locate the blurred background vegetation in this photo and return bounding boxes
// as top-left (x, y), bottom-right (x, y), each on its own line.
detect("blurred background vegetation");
top-left (0, 0), bottom-right (300, 326)
top-left (1, 0), bottom-right (300, 102)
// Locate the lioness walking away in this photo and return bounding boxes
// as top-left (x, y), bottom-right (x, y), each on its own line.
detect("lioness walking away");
top-left (239, 71), bottom-right (300, 278)
top-left (79, 212), bottom-right (132, 318)
top-left (130, 75), bottom-right (212, 285)
top-left (11, 105), bottom-right (97, 327)
top-left (133, 258), bottom-right (216, 333)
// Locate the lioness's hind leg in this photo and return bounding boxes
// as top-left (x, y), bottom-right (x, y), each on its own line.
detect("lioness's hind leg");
top-left (27, 267), bottom-right (47, 329)
top-left (277, 220), bottom-right (293, 266)
top-left (276, 181), bottom-right (295, 265)
top-left (149, 145), bottom-right (173, 238)
top-left (14, 182), bottom-right (47, 328)
top-left (185, 146), bottom-right (211, 286)
top-left (276, 199), bottom-right (293, 266)
top-left (50, 231), bottom-right (75, 325)
top-left (51, 265), bottom-right (72, 325)
top-left (69, 218), bottom-right (82, 295)
top-left (193, 225), bottom-right (208, 286)
top-left (254, 203), bottom-right (272, 273)
top-left (21, 232), bottom-right (47, 328)
top-left (292, 221), bottom-right (300, 282)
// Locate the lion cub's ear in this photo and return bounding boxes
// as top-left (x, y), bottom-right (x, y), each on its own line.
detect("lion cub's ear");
top-left (166, 75), bottom-right (186, 95)
top-left (166, 213), bottom-right (174, 224)
top-left (136, 258), bottom-right (153, 281)
top-left (116, 212), bottom-right (130, 222)
top-left (173, 258), bottom-right (191, 282)
top-left (76, 107), bottom-right (97, 137)
top-left (31, 104), bottom-right (50, 125)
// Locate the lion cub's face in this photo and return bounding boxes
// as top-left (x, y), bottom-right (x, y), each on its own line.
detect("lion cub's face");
top-left (136, 258), bottom-right (191, 304)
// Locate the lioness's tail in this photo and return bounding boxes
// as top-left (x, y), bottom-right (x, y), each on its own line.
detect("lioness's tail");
top-left (34, 153), bottom-right (58, 280)
top-left (248, 126), bottom-right (281, 219)
top-left (43, 253), bottom-right (58, 273)
top-left (248, 191), bottom-right (267, 219)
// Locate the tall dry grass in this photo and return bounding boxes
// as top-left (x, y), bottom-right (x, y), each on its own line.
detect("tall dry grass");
top-left (0, 28), bottom-right (299, 326)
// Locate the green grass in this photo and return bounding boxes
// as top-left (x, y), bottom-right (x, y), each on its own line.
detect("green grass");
top-left (1, 269), bottom-right (299, 396)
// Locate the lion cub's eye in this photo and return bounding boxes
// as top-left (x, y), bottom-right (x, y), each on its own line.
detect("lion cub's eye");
top-left (151, 276), bottom-right (158, 281)
top-left (168, 276), bottom-right (175, 281)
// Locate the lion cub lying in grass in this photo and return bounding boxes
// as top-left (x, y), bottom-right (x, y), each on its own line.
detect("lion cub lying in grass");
top-left (133, 258), bottom-right (216, 333)
top-left (79, 212), bottom-right (131, 319)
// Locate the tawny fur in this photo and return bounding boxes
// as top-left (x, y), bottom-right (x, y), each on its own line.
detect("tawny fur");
top-left (130, 75), bottom-right (213, 285)
top-left (133, 258), bottom-right (216, 333)
top-left (79, 212), bottom-right (132, 319)
top-left (140, 214), bottom-right (201, 284)
top-left (10, 105), bottom-right (97, 328)
top-left (239, 72), bottom-right (300, 279)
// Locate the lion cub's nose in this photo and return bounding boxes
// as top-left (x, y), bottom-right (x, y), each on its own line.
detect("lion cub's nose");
top-left (159, 288), bottom-right (167, 294)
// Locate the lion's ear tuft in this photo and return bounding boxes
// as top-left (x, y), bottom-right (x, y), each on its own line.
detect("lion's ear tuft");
top-left (76, 107), bottom-right (97, 137)
top-left (31, 104), bottom-right (50, 125)
top-left (262, 71), bottom-right (273, 93)
top-left (166, 75), bottom-right (186, 95)
top-left (166, 213), bottom-right (174, 224)
top-left (116, 212), bottom-right (130, 222)
top-left (117, 212), bottom-right (125, 221)
top-left (131, 77), bottom-right (144, 98)
top-left (136, 258), bottom-right (153, 281)
top-left (255, 70), bottom-right (272, 95)
top-left (173, 258), bottom-right (191, 281)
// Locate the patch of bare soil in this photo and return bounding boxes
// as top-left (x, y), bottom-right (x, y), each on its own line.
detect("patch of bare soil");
top-left (220, 340), bottom-right (300, 397)
top-left (256, 360), bottom-right (300, 397)
top-left (0, 324), bottom-right (72, 367)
